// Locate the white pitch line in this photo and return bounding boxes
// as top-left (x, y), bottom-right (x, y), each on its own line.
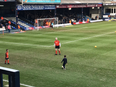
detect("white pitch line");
top-left (0, 31), bottom-right (115, 48)
top-left (5, 84), bottom-right (9, 87)
top-left (18, 28), bottom-right (81, 37)
top-left (0, 41), bottom-right (52, 48)
top-left (3, 79), bottom-right (8, 82)
top-left (63, 32), bottom-right (114, 44)
top-left (3, 79), bottom-right (34, 87)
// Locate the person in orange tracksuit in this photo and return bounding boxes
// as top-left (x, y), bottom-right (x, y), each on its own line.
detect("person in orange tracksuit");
top-left (8, 21), bottom-right (11, 25)
top-left (54, 37), bottom-right (61, 55)
top-left (1, 17), bottom-right (3, 20)
top-left (5, 49), bottom-right (10, 64)
top-left (18, 25), bottom-right (20, 29)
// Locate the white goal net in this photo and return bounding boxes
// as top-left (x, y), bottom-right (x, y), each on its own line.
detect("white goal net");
top-left (34, 17), bottom-right (58, 29)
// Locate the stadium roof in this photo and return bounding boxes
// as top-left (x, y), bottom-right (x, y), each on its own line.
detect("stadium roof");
top-left (16, 0), bottom-right (112, 4)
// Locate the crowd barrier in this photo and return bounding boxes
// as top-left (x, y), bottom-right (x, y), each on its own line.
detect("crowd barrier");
top-left (0, 28), bottom-right (5, 31)
top-left (90, 19), bottom-right (103, 23)
top-left (53, 19), bottom-right (103, 28)
top-left (53, 23), bottom-right (71, 27)
top-left (0, 28), bottom-right (5, 35)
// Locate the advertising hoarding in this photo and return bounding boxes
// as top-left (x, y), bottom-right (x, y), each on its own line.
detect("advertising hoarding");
top-left (22, 0), bottom-right (61, 3)
top-left (17, 5), bottom-right (56, 10)
top-left (0, 0), bottom-right (15, 2)
top-left (56, 4), bottom-right (102, 8)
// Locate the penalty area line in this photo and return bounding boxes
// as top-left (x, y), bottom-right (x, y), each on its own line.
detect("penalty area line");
top-left (3, 79), bottom-right (34, 87)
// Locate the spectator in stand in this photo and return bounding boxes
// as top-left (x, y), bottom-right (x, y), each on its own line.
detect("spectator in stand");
top-left (0, 18), bottom-right (2, 23)
top-left (8, 21), bottom-right (11, 25)
top-left (1, 17), bottom-right (4, 21)
top-left (0, 24), bottom-right (3, 28)
top-left (18, 25), bottom-right (20, 29)
top-left (5, 23), bottom-right (8, 31)
top-left (51, 22), bottom-right (53, 30)
top-left (7, 24), bottom-right (11, 33)
top-left (69, 20), bottom-right (71, 23)
top-left (87, 18), bottom-right (90, 23)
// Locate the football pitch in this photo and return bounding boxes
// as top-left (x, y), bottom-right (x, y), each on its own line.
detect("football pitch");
top-left (1, 21), bottom-right (116, 87)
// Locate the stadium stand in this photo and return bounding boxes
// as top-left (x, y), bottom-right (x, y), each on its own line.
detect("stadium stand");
top-left (18, 9), bottom-right (91, 25)
top-left (0, 17), bottom-right (22, 33)
top-left (1, 0), bottom-right (110, 31)
top-left (5, 17), bottom-right (34, 30)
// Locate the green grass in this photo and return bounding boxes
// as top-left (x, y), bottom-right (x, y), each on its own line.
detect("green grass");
top-left (1, 21), bottom-right (116, 87)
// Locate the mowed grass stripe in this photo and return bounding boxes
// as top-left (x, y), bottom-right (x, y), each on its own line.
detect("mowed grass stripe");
top-left (10, 25), bottom-right (116, 39)
top-left (2, 34), bottom-right (76, 41)
top-left (0, 31), bottom-right (115, 48)
top-left (0, 41), bottom-right (52, 47)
